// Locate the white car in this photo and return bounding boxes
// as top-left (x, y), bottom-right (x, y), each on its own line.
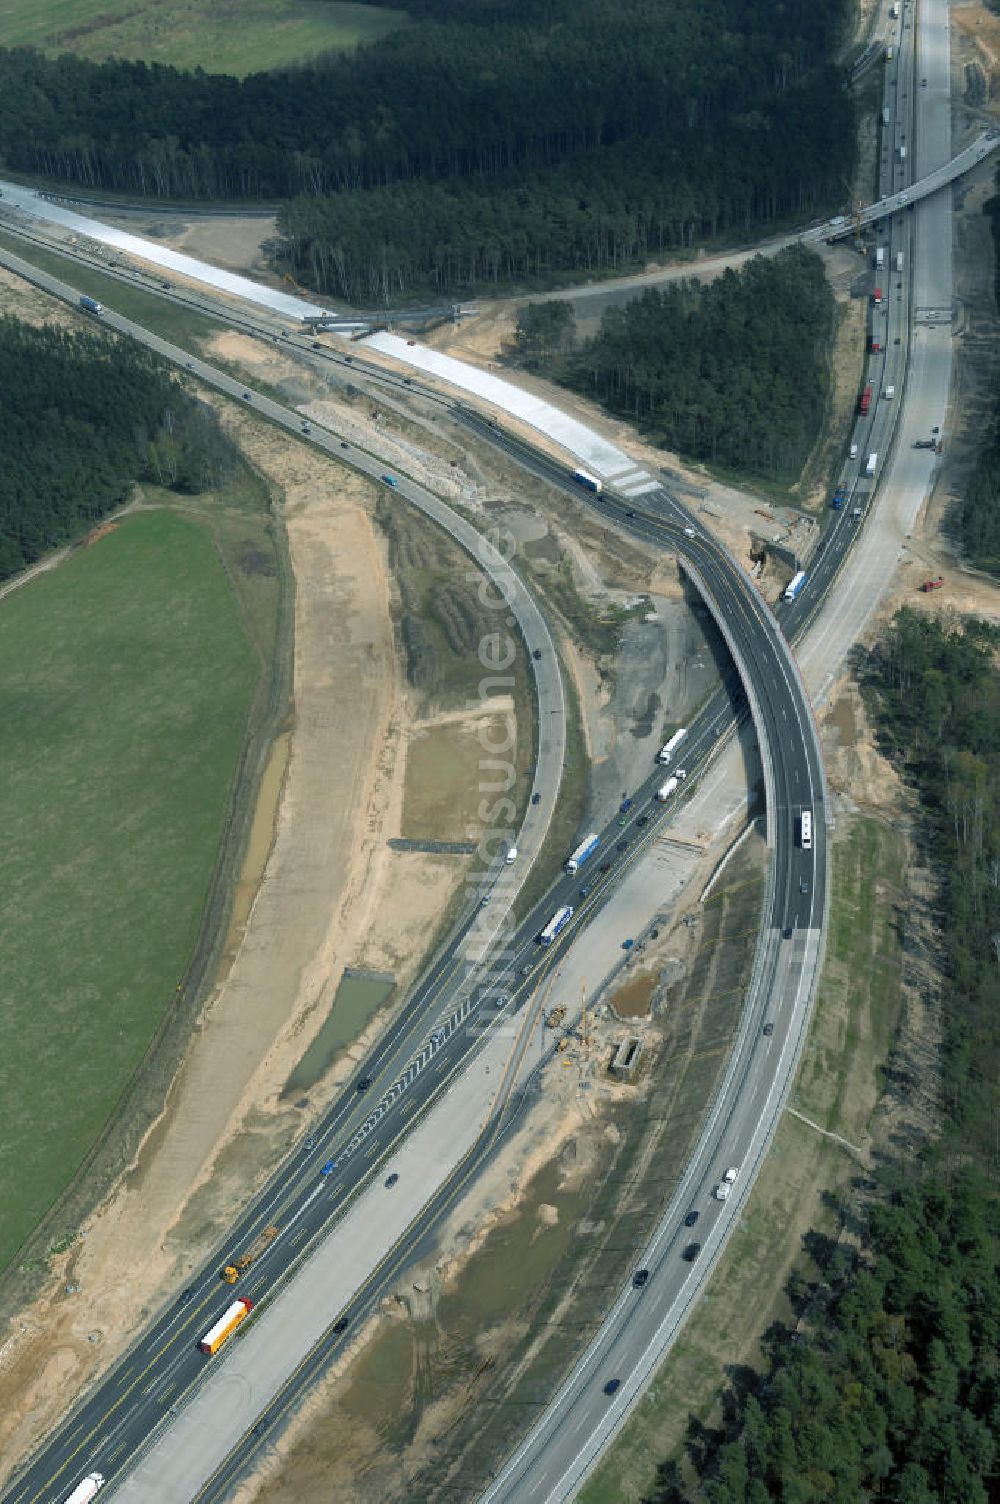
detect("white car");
top-left (723, 1165), bottom-right (741, 1184)
top-left (505, 846), bottom-right (518, 865)
top-left (675, 768), bottom-right (687, 781)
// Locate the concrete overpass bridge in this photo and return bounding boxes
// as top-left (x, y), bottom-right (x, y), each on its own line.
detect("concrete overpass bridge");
top-left (814, 130), bottom-right (998, 241)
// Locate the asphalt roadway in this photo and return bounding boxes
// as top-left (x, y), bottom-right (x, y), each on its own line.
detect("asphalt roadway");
top-left (0, 275), bottom-right (826, 1501)
top-left (0, 226), bottom-right (837, 1502)
top-left (475, 5), bottom-right (948, 1493)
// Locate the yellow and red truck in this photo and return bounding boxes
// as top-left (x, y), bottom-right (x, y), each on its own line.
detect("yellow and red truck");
top-left (199, 1297), bottom-right (253, 1355)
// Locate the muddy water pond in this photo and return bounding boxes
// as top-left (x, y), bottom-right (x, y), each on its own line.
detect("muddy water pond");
top-left (282, 972), bottom-right (395, 1097)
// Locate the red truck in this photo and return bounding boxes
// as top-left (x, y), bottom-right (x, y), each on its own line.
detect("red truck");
top-left (920, 578), bottom-right (944, 593)
top-left (859, 384), bottom-right (873, 416)
top-left (869, 335), bottom-right (883, 353)
top-left (873, 287), bottom-right (883, 305)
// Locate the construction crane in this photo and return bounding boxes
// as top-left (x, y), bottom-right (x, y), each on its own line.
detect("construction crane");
top-left (851, 197), bottom-right (865, 250)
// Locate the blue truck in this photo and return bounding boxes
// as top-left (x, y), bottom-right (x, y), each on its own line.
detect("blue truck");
top-left (831, 486), bottom-right (847, 511)
top-left (79, 296), bottom-right (103, 316)
top-left (573, 469), bottom-right (603, 494)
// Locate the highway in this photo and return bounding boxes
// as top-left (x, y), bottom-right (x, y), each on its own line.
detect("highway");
top-left (820, 129), bottom-right (998, 236)
top-left (2, 465), bottom-right (810, 1503)
top-left (0, 236), bottom-right (830, 1498)
top-left (0, 74), bottom-right (938, 1491)
top-left (475, 0), bottom-right (950, 1493)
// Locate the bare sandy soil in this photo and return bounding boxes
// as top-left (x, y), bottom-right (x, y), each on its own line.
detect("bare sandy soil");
top-left (95, 209), bottom-right (280, 278)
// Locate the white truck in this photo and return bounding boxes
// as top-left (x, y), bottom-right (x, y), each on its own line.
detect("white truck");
top-left (656, 776), bottom-right (679, 802)
top-left (895, 250), bottom-right (904, 272)
top-left (565, 833), bottom-right (600, 874)
top-left (866, 452), bottom-right (878, 478)
top-left (875, 246), bottom-right (885, 269)
top-left (884, 385), bottom-right (895, 400)
top-left (63, 1478), bottom-right (105, 1504)
top-left (898, 143), bottom-right (907, 162)
top-left (656, 728), bottom-right (687, 765)
top-left (713, 1166), bottom-right (741, 1202)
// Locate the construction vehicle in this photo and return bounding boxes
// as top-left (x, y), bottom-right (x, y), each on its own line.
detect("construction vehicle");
top-left (920, 578), bottom-right (943, 592)
top-left (547, 1004), bottom-right (566, 1029)
top-left (221, 1225), bottom-right (279, 1283)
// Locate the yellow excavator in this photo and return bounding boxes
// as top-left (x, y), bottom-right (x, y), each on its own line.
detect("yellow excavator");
top-left (221, 1224), bottom-right (279, 1283)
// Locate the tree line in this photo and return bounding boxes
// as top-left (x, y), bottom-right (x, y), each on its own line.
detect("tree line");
top-left (0, 0), bottom-right (854, 298)
top-left (659, 609), bottom-right (1000, 1503)
top-left (0, 317), bottom-right (237, 580)
top-left (953, 171), bottom-right (1000, 574)
top-left (549, 246), bottom-right (835, 484)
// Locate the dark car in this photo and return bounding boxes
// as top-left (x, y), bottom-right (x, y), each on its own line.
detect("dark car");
top-left (682, 1242), bottom-right (702, 1262)
top-left (312, 341), bottom-right (323, 349)
top-left (333, 1316), bottom-right (349, 1334)
top-left (179, 1286), bottom-right (195, 1303)
top-left (637, 815), bottom-right (649, 827)
top-left (531, 793), bottom-right (541, 806)
top-left (403, 377), bottom-right (413, 386)
top-left (684, 1209), bottom-right (699, 1228)
top-left (632, 1268), bottom-right (650, 1288)
top-left (625, 510), bottom-right (636, 520)
top-left (616, 839), bottom-right (628, 852)
top-left (620, 798), bottom-right (633, 814)
top-left (763, 1022), bottom-right (774, 1037)
top-left (356, 1076), bottom-right (373, 1092)
top-left (782, 926), bottom-right (793, 940)
top-left (532, 649), bottom-right (542, 661)
top-left (600, 861), bottom-right (612, 873)
top-left (340, 440), bottom-right (349, 448)
top-left (242, 391), bottom-right (251, 400)
top-left (385, 1173), bottom-right (399, 1188)
top-left (603, 1378), bottom-right (622, 1396)
top-left (579, 887), bottom-right (590, 899)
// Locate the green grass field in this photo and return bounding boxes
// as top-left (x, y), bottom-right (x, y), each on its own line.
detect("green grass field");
top-left (0, 0), bottom-right (408, 76)
top-left (0, 510), bottom-right (259, 1275)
